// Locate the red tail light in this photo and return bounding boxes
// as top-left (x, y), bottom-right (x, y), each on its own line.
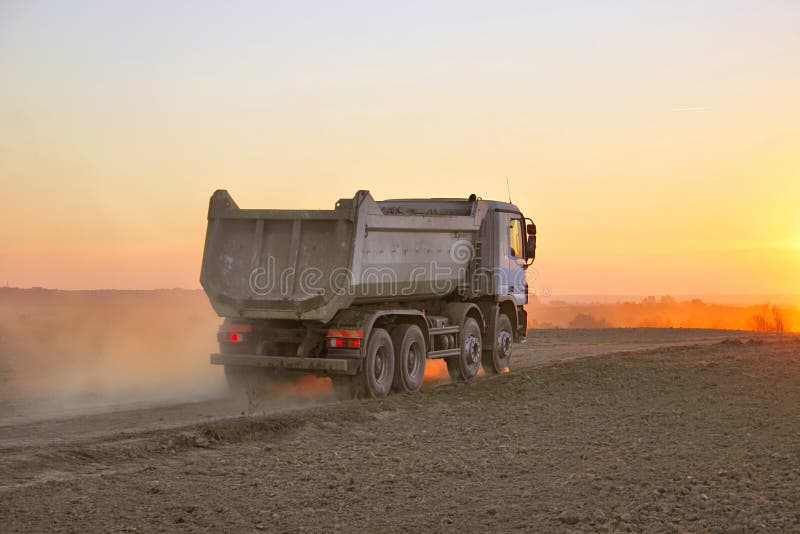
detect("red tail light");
top-left (328, 337), bottom-right (361, 348)
top-left (326, 328), bottom-right (363, 349)
top-left (218, 331), bottom-right (246, 343)
top-left (218, 322), bottom-right (251, 344)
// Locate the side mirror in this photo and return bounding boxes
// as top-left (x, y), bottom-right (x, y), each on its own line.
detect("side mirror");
top-left (526, 235), bottom-right (536, 263)
top-left (525, 220), bottom-right (536, 264)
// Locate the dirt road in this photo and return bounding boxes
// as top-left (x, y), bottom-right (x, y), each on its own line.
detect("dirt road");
top-left (0, 328), bottom-right (748, 444)
top-left (2, 329), bottom-right (799, 532)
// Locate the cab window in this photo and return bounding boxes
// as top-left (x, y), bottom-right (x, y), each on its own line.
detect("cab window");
top-left (509, 218), bottom-right (524, 259)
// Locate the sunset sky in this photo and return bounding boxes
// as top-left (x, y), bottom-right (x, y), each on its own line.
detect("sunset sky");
top-left (1, 1), bottom-right (798, 297)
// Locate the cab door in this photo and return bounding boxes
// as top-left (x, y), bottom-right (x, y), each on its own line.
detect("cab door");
top-left (498, 211), bottom-right (528, 305)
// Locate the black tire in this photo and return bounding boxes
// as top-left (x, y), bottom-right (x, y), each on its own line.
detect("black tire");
top-left (445, 317), bottom-right (482, 381)
top-left (482, 313), bottom-right (513, 374)
top-left (354, 328), bottom-right (395, 398)
top-left (391, 324), bottom-right (427, 393)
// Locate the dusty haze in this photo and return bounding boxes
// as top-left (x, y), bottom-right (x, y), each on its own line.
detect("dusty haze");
top-left (0, 288), bottom-right (222, 412)
top-left (1, 288), bottom-right (796, 419)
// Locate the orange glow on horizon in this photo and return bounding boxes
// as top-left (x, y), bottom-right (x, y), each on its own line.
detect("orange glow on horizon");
top-left (528, 298), bottom-right (800, 333)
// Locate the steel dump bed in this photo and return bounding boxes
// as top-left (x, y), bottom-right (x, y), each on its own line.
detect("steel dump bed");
top-left (200, 190), bottom-right (491, 322)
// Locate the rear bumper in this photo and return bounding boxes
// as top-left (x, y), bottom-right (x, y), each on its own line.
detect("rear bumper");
top-left (210, 353), bottom-right (359, 375)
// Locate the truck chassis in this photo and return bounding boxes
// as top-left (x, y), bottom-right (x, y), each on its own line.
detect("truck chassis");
top-left (211, 299), bottom-right (526, 398)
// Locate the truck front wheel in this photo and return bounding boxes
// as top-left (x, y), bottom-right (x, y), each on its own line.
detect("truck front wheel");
top-left (446, 318), bottom-right (482, 381)
top-left (482, 313), bottom-right (513, 374)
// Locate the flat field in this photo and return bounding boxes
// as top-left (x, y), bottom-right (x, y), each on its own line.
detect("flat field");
top-left (2, 328), bottom-right (799, 532)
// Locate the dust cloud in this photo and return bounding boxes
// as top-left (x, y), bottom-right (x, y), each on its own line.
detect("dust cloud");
top-left (0, 288), bottom-right (460, 419)
top-left (0, 288), bottom-right (224, 415)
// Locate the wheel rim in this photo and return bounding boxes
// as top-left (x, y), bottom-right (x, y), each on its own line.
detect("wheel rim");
top-left (407, 341), bottom-right (421, 376)
top-left (374, 345), bottom-right (390, 382)
top-left (464, 334), bottom-right (481, 365)
top-left (497, 330), bottom-right (513, 359)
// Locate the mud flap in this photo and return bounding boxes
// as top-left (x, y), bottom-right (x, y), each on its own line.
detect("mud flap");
top-left (477, 302), bottom-right (499, 358)
top-left (516, 307), bottom-right (528, 340)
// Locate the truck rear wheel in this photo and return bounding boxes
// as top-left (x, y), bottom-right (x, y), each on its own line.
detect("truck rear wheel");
top-left (391, 324), bottom-right (426, 393)
top-left (354, 327), bottom-right (395, 398)
top-left (446, 318), bottom-right (482, 381)
top-left (482, 313), bottom-right (513, 374)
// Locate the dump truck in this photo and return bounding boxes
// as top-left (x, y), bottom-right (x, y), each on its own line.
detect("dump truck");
top-left (201, 190), bottom-right (537, 398)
